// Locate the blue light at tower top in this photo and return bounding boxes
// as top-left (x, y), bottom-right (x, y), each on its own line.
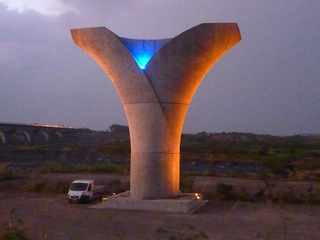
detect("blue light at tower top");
top-left (120, 37), bottom-right (170, 70)
top-left (133, 52), bottom-right (152, 70)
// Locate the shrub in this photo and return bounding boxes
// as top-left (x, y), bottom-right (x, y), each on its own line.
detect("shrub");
top-left (203, 191), bottom-right (218, 201)
top-left (308, 192), bottom-right (320, 204)
top-left (107, 179), bottom-right (128, 194)
top-left (0, 209), bottom-right (29, 240)
top-left (0, 164), bottom-right (15, 181)
top-left (180, 175), bottom-right (194, 193)
top-left (1, 230), bottom-right (28, 240)
top-left (277, 191), bottom-right (305, 204)
top-left (216, 183), bottom-right (235, 200)
top-left (237, 188), bottom-right (252, 201)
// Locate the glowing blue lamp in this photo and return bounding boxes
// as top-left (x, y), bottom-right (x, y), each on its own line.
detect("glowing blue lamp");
top-left (120, 37), bottom-right (170, 70)
top-left (133, 53), bottom-right (152, 70)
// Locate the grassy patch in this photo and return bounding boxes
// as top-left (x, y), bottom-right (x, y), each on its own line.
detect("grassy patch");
top-left (40, 162), bottom-right (128, 175)
top-left (23, 179), bottom-right (69, 194)
top-left (202, 181), bottom-right (320, 205)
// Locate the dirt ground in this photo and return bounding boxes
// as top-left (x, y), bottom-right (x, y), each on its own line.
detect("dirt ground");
top-left (0, 192), bottom-right (319, 240)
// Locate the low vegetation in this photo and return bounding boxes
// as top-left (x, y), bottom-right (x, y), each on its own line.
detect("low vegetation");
top-left (202, 182), bottom-right (320, 205)
top-left (0, 209), bottom-right (29, 240)
top-left (23, 179), bottom-right (69, 194)
top-left (181, 133), bottom-right (320, 178)
top-left (97, 141), bottom-right (130, 156)
top-left (156, 224), bottom-right (208, 240)
top-left (180, 174), bottom-right (194, 193)
top-left (40, 162), bottom-right (128, 175)
top-left (0, 164), bottom-right (16, 181)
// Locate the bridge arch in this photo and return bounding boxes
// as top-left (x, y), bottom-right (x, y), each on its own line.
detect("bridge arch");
top-left (51, 131), bottom-right (63, 143)
top-left (14, 131), bottom-right (31, 145)
top-left (0, 130), bottom-right (6, 144)
top-left (33, 130), bottom-right (50, 144)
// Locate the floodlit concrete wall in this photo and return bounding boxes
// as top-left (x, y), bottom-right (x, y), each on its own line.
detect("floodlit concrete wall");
top-left (71, 23), bottom-right (241, 199)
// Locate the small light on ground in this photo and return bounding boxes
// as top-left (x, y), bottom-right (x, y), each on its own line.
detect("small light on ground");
top-left (195, 193), bottom-right (201, 200)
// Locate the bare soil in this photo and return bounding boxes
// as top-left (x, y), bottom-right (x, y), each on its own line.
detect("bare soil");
top-left (0, 191), bottom-right (319, 240)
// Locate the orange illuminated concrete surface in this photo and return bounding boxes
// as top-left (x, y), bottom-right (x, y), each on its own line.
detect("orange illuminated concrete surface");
top-left (71, 23), bottom-right (241, 212)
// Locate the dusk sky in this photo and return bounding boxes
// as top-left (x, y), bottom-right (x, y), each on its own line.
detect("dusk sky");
top-left (0, 0), bottom-right (319, 135)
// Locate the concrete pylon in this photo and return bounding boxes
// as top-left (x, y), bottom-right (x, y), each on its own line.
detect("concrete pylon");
top-left (71, 23), bottom-right (241, 200)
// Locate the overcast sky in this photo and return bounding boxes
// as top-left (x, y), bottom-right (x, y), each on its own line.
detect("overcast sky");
top-left (0, 0), bottom-right (319, 135)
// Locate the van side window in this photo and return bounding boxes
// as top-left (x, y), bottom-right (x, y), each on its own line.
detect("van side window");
top-left (88, 184), bottom-right (92, 191)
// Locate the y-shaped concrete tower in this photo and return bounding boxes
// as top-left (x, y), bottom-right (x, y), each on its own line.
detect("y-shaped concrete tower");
top-left (71, 23), bottom-right (241, 201)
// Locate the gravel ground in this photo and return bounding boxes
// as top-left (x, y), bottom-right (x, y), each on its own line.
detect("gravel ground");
top-left (0, 192), bottom-right (320, 240)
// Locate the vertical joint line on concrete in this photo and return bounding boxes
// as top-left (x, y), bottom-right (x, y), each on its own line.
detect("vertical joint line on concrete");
top-left (143, 72), bottom-right (168, 122)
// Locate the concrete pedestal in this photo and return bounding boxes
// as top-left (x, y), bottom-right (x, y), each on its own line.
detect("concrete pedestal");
top-left (91, 191), bottom-right (207, 214)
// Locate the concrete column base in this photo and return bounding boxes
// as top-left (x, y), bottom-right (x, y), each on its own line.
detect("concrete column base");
top-left (91, 191), bottom-right (207, 214)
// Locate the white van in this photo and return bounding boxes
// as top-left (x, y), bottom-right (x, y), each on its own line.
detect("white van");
top-left (67, 179), bottom-right (105, 203)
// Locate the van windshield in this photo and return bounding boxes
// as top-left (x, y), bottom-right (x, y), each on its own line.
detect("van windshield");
top-left (70, 183), bottom-right (88, 191)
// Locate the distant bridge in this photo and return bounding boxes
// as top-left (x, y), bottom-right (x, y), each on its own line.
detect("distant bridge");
top-left (0, 122), bottom-right (108, 145)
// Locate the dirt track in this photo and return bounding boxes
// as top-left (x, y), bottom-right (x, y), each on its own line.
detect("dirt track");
top-left (0, 192), bottom-right (319, 240)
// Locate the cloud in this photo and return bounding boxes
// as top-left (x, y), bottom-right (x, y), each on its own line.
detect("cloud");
top-left (0, 0), bottom-right (76, 16)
